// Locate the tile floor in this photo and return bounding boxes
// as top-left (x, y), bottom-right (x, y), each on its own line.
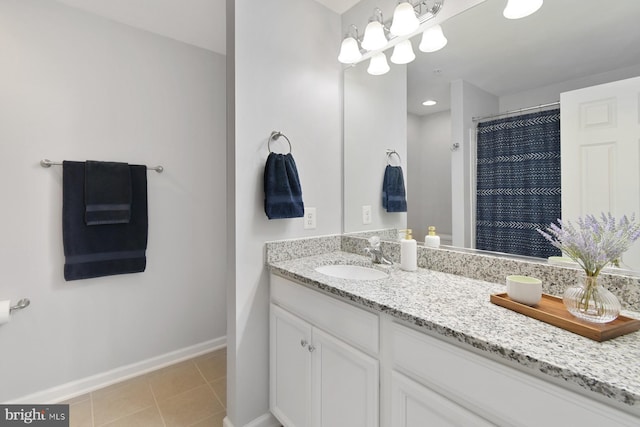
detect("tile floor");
top-left (64, 349), bottom-right (226, 427)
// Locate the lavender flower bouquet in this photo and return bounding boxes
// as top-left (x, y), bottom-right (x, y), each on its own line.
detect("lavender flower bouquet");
top-left (538, 213), bottom-right (640, 322)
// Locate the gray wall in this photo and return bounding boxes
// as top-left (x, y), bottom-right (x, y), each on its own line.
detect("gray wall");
top-left (0, 0), bottom-right (227, 402)
top-left (228, 0), bottom-right (342, 425)
top-left (407, 111), bottom-right (452, 243)
top-left (344, 62), bottom-right (407, 232)
top-left (500, 63), bottom-right (640, 111)
top-left (450, 80), bottom-right (498, 248)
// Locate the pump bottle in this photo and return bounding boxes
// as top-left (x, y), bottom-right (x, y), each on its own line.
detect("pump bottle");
top-left (424, 226), bottom-right (440, 248)
top-left (400, 229), bottom-right (417, 271)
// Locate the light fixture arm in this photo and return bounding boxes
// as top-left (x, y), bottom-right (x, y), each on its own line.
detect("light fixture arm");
top-left (347, 24), bottom-right (360, 40)
top-left (371, 7), bottom-right (384, 24)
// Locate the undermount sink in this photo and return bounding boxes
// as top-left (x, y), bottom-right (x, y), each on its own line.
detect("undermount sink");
top-left (314, 264), bottom-right (388, 280)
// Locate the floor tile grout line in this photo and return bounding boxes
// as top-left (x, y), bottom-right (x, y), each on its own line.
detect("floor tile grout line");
top-left (207, 381), bottom-right (226, 411)
top-left (185, 408), bottom-right (226, 427)
top-left (148, 376), bottom-right (168, 427)
top-left (90, 378), bottom-right (157, 427)
top-left (90, 392), bottom-right (95, 427)
top-left (194, 358), bottom-right (227, 409)
top-left (95, 405), bottom-right (157, 427)
top-left (77, 352), bottom-right (223, 427)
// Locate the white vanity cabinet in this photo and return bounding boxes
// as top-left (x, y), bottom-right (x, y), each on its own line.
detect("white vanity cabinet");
top-left (270, 272), bottom-right (640, 427)
top-left (270, 274), bottom-right (379, 427)
top-left (390, 370), bottom-right (494, 427)
top-left (388, 320), bottom-right (640, 427)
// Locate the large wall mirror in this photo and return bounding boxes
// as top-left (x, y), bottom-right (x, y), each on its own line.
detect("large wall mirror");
top-left (343, 0), bottom-right (640, 271)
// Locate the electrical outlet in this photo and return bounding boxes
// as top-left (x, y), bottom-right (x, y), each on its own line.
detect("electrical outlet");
top-left (362, 205), bottom-right (372, 225)
top-left (304, 207), bottom-right (316, 229)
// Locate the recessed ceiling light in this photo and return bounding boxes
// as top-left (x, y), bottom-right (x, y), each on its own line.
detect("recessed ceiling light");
top-left (422, 99), bottom-right (437, 106)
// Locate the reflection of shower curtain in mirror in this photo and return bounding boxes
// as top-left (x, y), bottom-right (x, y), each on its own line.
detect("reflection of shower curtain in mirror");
top-left (476, 109), bottom-right (561, 258)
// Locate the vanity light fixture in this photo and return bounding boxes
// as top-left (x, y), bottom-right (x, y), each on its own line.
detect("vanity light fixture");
top-left (422, 99), bottom-right (437, 106)
top-left (338, 25), bottom-right (363, 64)
top-left (390, 39), bottom-right (416, 64)
top-left (503, 0), bottom-right (543, 19)
top-left (367, 52), bottom-right (391, 75)
top-left (390, 2), bottom-right (420, 37)
top-left (339, 1), bottom-right (444, 72)
top-left (419, 24), bottom-right (447, 52)
top-left (361, 8), bottom-right (388, 51)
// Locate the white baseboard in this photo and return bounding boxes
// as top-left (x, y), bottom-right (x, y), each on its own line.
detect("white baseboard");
top-left (223, 412), bottom-right (280, 427)
top-left (6, 336), bottom-right (226, 404)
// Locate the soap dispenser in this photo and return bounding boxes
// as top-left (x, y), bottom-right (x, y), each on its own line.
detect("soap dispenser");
top-left (400, 229), bottom-right (417, 271)
top-left (424, 226), bottom-right (440, 248)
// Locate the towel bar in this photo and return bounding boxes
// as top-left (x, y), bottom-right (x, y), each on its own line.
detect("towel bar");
top-left (40, 159), bottom-right (164, 173)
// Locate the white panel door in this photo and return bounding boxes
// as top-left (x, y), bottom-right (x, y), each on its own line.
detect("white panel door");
top-left (311, 327), bottom-right (379, 427)
top-left (270, 304), bottom-right (313, 427)
top-left (390, 370), bottom-right (494, 427)
top-left (561, 76), bottom-right (640, 270)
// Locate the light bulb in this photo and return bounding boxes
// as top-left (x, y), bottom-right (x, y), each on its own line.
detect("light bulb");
top-left (361, 20), bottom-right (387, 51)
top-left (390, 2), bottom-right (419, 37)
top-left (419, 24), bottom-right (447, 53)
top-left (503, 0), bottom-right (543, 19)
top-left (338, 36), bottom-right (362, 64)
top-left (367, 52), bottom-right (390, 76)
top-left (390, 40), bottom-right (415, 65)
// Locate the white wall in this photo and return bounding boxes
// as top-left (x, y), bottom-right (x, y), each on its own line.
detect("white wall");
top-left (407, 111), bottom-right (452, 243)
top-left (228, 0), bottom-right (342, 425)
top-left (0, 0), bottom-right (226, 402)
top-left (450, 80), bottom-right (498, 248)
top-left (500, 63), bottom-right (640, 111)
top-left (344, 62), bottom-right (407, 232)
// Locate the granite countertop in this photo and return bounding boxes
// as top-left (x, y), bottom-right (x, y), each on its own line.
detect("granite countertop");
top-left (268, 251), bottom-right (640, 413)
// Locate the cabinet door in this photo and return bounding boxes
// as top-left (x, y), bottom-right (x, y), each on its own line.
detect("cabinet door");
top-left (270, 304), bottom-right (313, 427)
top-left (311, 327), bottom-right (379, 427)
top-left (391, 371), bottom-right (494, 427)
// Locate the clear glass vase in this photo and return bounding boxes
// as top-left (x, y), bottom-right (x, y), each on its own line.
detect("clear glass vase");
top-left (563, 273), bottom-right (621, 323)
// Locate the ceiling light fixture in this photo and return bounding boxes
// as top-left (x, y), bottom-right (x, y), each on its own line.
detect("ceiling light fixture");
top-left (503, 0), bottom-right (543, 19)
top-left (422, 99), bottom-right (437, 106)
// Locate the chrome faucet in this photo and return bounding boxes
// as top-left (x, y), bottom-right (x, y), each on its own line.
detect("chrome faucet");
top-left (364, 236), bottom-right (393, 265)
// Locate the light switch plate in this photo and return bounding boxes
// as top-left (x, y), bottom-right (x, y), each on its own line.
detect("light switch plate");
top-left (362, 205), bottom-right (372, 225)
top-left (304, 207), bottom-right (316, 229)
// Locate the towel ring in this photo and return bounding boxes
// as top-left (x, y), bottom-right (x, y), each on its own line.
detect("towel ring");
top-left (268, 131), bottom-right (292, 154)
top-left (386, 149), bottom-right (401, 166)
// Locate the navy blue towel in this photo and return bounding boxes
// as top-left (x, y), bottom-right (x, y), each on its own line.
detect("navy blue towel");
top-left (264, 152), bottom-right (304, 219)
top-left (382, 165), bottom-right (407, 212)
top-left (85, 160), bottom-right (132, 225)
top-left (63, 161), bottom-right (148, 281)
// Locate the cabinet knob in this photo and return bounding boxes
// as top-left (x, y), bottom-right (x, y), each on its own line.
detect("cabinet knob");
top-left (308, 344), bottom-right (316, 353)
top-left (301, 339), bottom-right (308, 348)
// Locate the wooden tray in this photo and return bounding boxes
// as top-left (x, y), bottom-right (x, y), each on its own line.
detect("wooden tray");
top-left (490, 293), bottom-right (640, 342)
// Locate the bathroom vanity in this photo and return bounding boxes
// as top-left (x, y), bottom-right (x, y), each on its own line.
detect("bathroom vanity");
top-left (267, 250), bottom-right (640, 427)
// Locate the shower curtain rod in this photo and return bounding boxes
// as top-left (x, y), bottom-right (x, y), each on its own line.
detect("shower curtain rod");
top-left (472, 101), bottom-right (560, 122)
top-left (40, 159), bottom-right (164, 173)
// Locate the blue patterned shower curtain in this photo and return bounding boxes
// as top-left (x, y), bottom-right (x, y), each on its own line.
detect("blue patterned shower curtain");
top-left (476, 109), bottom-right (561, 258)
